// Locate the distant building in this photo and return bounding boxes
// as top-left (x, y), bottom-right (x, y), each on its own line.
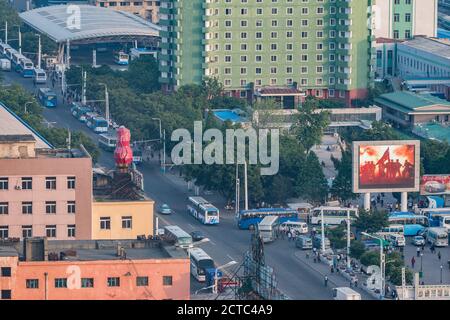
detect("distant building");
top-left (0, 238), bottom-right (190, 300)
top-left (91, 0), bottom-right (159, 23)
top-left (375, 91), bottom-right (450, 129)
top-left (373, 0), bottom-right (438, 40)
top-left (374, 38), bottom-right (403, 79)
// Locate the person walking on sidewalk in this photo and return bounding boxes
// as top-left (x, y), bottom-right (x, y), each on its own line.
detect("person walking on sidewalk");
top-left (438, 251), bottom-right (442, 261)
top-left (411, 256), bottom-right (416, 268)
top-left (417, 247), bottom-right (421, 257)
top-left (324, 275), bottom-right (328, 287)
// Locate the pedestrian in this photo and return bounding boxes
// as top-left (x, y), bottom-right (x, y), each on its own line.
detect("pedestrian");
top-left (331, 266), bottom-right (334, 273)
top-left (306, 252), bottom-right (309, 259)
top-left (411, 256), bottom-right (416, 268)
top-left (354, 277), bottom-right (358, 288)
top-left (324, 275), bottom-right (328, 287)
top-left (287, 231), bottom-right (292, 242)
top-left (438, 251), bottom-right (442, 261)
top-left (422, 244), bottom-right (425, 252)
top-left (431, 244), bottom-right (435, 254)
top-left (416, 247), bottom-right (420, 257)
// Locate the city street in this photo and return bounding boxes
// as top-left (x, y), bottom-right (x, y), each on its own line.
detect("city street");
top-left (0, 70), bottom-right (366, 299)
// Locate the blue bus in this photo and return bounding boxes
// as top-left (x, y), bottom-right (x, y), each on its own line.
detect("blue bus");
top-left (70, 103), bottom-right (92, 122)
top-left (420, 209), bottom-right (450, 227)
top-left (388, 212), bottom-right (429, 236)
top-left (237, 208), bottom-right (298, 230)
top-left (19, 58), bottom-right (34, 77)
top-left (132, 147), bottom-right (142, 165)
top-left (37, 88), bottom-right (57, 108)
top-left (187, 196), bottom-right (220, 225)
top-left (86, 116), bottom-right (108, 133)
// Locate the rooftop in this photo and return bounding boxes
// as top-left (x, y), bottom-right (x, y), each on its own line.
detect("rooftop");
top-left (0, 102), bottom-right (53, 149)
top-left (0, 134), bottom-right (35, 143)
top-left (375, 92), bottom-right (450, 114)
top-left (399, 37), bottom-right (450, 60)
top-left (19, 5), bottom-right (160, 44)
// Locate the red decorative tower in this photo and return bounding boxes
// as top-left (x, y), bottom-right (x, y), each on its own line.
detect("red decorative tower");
top-left (114, 126), bottom-right (133, 172)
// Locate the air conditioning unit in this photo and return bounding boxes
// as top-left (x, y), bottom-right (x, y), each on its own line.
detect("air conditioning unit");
top-left (15, 186), bottom-right (22, 190)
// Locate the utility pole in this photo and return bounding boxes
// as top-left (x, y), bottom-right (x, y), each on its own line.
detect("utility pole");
top-left (235, 164), bottom-right (240, 216)
top-left (36, 34), bottom-right (41, 69)
top-left (244, 160), bottom-right (248, 210)
top-left (18, 26), bottom-right (21, 54)
top-left (82, 70), bottom-right (87, 105)
top-left (347, 209), bottom-right (351, 270)
top-left (163, 129), bottom-right (166, 174)
top-left (4, 21), bottom-right (8, 44)
top-left (321, 210), bottom-right (325, 252)
top-left (66, 128), bottom-right (71, 150)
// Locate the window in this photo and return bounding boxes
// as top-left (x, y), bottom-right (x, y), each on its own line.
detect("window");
top-left (81, 278), bottom-right (94, 288)
top-left (22, 225), bottom-right (32, 238)
top-left (100, 217), bottom-right (111, 230)
top-left (46, 225), bottom-right (56, 238)
top-left (107, 277), bottom-right (120, 287)
top-left (136, 276), bottom-right (149, 286)
top-left (55, 278), bottom-right (67, 288)
top-left (22, 177), bottom-right (32, 190)
top-left (67, 177), bottom-right (76, 189)
top-left (0, 202), bottom-right (8, 215)
top-left (46, 201), bottom-right (56, 214)
top-left (67, 225), bottom-right (76, 238)
top-left (22, 202), bottom-right (32, 214)
top-left (26, 279), bottom-right (39, 289)
top-left (0, 226), bottom-right (8, 239)
top-left (0, 178), bottom-right (8, 190)
top-left (46, 177), bottom-right (56, 190)
top-left (163, 276), bottom-right (173, 286)
top-left (67, 201), bottom-right (76, 214)
top-left (122, 216), bottom-right (132, 229)
top-left (1, 290), bottom-right (11, 300)
top-left (1, 267), bottom-right (11, 277)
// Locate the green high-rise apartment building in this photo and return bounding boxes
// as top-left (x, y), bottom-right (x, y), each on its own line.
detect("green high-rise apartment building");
top-left (159, 0), bottom-right (375, 107)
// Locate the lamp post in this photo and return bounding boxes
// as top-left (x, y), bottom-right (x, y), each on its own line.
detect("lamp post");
top-left (213, 260), bottom-right (237, 295)
top-left (151, 118), bottom-right (163, 171)
top-left (440, 265), bottom-right (443, 284)
top-left (362, 232), bottom-right (385, 299)
top-left (35, 34), bottom-right (41, 69)
top-left (98, 83), bottom-right (109, 127)
top-left (420, 252), bottom-right (423, 277)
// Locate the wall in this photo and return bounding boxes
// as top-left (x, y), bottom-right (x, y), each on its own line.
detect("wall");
top-left (91, 200), bottom-right (154, 240)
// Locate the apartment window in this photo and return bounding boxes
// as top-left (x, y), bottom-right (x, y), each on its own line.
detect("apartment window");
top-left (0, 178), bottom-right (8, 190)
top-left (55, 278), bottom-right (67, 288)
top-left (46, 177), bottom-right (56, 190)
top-left (26, 279), bottom-right (39, 289)
top-left (122, 216), bottom-right (132, 229)
top-left (163, 276), bottom-right (173, 286)
top-left (81, 278), bottom-right (94, 288)
top-left (67, 225), bottom-right (76, 238)
top-left (136, 276), bottom-right (149, 286)
top-left (0, 202), bottom-right (8, 215)
top-left (22, 225), bottom-right (32, 238)
top-left (67, 177), bottom-right (76, 189)
top-left (100, 217), bottom-right (111, 230)
top-left (67, 201), bottom-right (76, 214)
top-left (46, 225), bottom-right (56, 238)
top-left (46, 201), bottom-right (56, 214)
top-left (1, 290), bottom-right (11, 300)
top-left (107, 277), bottom-right (120, 287)
top-left (22, 202), bottom-right (32, 214)
top-left (0, 226), bottom-right (8, 239)
top-left (22, 177), bottom-right (32, 190)
top-left (1, 267), bottom-right (11, 277)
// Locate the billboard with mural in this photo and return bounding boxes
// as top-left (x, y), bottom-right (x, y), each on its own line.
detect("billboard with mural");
top-left (420, 175), bottom-right (450, 195)
top-left (352, 140), bottom-right (420, 193)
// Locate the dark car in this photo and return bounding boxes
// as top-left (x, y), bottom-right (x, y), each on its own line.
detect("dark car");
top-left (190, 231), bottom-right (205, 242)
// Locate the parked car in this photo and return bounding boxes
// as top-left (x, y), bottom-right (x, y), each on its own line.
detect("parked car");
top-left (190, 231), bottom-right (205, 242)
top-left (157, 204), bottom-right (172, 215)
top-left (412, 235), bottom-right (425, 246)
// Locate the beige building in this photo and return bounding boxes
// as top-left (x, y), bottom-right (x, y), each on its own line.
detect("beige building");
top-left (92, 0), bottom-right (160, 23)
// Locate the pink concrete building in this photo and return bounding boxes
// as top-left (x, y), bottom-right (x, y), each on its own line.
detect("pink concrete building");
top-left (0, 135), bottom-right (93, 240)
top-left (0, 238), bottom-right (190, 300)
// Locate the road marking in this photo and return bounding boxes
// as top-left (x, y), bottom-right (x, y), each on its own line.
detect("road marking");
top-left (227, 254), bottom-right (234, 261)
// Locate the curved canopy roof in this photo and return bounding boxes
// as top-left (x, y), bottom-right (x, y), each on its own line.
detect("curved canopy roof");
top-left (19, 5), bottom-right (160, 43)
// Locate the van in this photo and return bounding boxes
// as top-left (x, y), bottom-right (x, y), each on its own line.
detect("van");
top-left (332, 287), bottom-right (361, 300)
top-left (295, 236), bottom-right (313, 250)
top-left (313, 235), bottom-right (331, 250)
top-left (280, 221), bottom-right (308, 234)
top-left (427, 227), bottom-right (448, 247)
top-left (33, 68), bottom-right (47, 84)
top-left (388, 234), bottom-right (406, 247)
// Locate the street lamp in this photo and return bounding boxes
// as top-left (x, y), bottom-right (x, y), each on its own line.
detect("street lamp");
top-left (420, 252), bottom-right (424, 276)
top-left (362, 232), bottom-right (385, 299)
top-left (35, 34), bottom-right (41, 70)
top-left (98, 83), bottom-right (109, 127)
top-left (151, 118), bottom-right (164, 172)
top-left (24, 101), bottom-right (34, 114)
top-left (441, 265), bottom-right (443, 284)
top-left (213, 260), bottom-right (237, 295)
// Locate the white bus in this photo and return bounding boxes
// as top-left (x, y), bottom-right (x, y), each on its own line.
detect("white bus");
top-left (188, 247), bottom-right (215, 282)
top-left (280, 221), bottom-right (308, 234)
top-left (310, 207), bottom-right (358, 225)
top-left (98, 133), bottom-right (117, 152)
top-left (439, 215), bottom-right (450, 233)
top-left (333, 287), bottom-right (361, 300)
top-left (33, 68), bottom-right (47, 84)
top-left (375, 224), bottom-right (405, 239)
top-left (0, 43), bottom-right (12, 57)
top-left (427, 227), bottom-right (448, 247)
top-left (187, 196), bottom-right (219, 225)
top-left (258, 215), bottom-right (279, 243)
top-left (163, 225), bottom-right (193, 249)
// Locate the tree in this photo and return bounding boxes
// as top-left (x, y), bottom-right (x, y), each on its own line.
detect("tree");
top-left (328, 226), bottom-right (346, 249)
top-left (296, 151), bottom-right (328, 204)
top-left (360, 251), bottom-right (380, 267)
top-left (354, 209), bottom-right (389, 233)
top-left (350, 240), bottom-right (366, 259)
top-left (202, 77), bottom-right (224, 101)
top-left (126, 55), bottom-right (160, 93)
top-left (330, 150), bottom-right (356, 203)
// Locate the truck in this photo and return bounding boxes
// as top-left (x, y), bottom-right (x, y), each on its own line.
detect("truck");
top-left (258, 215), bottom-right (279, 243)
top-left (332, 287), bottom-right (361, 300)
top-left (0, 58), bottom-right (11, 71)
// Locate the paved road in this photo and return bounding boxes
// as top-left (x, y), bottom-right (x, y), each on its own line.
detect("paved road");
top-left (2, 69), bottom-right (370, 299)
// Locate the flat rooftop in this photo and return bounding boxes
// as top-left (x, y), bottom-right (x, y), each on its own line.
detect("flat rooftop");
top-left (0, 102), bottom-right (53, 149)
top-left (400, 37), bottom-right (450, 60)
top-left (375, 92), bottom-right (450, 113)
top-left (19, 5), bottom-right (160, 43)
